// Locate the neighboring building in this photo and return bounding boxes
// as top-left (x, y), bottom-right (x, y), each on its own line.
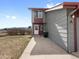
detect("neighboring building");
top-left (30, 2), bottom-right (79, 53)
top-left (30, 8), bottom-right (48, 35)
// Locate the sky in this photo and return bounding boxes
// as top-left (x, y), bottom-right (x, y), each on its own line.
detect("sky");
top-left (0, 0), bottom-right (79, 29)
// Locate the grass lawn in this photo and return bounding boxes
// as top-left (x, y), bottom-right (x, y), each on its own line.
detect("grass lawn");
top-left (0, 35), bottom-right (31, 59)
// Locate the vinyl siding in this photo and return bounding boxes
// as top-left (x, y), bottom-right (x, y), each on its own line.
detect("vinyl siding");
top-left (46, 9), bottom-right (67, 50)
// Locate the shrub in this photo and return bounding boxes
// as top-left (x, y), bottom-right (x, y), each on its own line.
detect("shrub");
top-left (7, 28), bottom-right (18, 35)
top-left (26, 29), bottom-right (32, 35)
top-left (19, 30), bottom-right (25, 35)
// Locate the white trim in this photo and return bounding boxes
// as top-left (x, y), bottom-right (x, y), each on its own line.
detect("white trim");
top-left (34, 25), bottom-right (39, 35)
top-left (45, 4), bottom-right (63, 12)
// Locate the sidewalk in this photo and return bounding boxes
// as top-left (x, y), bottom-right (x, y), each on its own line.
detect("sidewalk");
top-left (19, 36), bottom-right (79, 59)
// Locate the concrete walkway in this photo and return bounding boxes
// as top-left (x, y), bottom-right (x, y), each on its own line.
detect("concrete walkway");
top-left (19, 36), bottom-right (79, 59)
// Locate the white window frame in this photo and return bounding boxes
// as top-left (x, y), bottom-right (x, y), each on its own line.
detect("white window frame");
top-left (38, 11), bottom-right (43, 18)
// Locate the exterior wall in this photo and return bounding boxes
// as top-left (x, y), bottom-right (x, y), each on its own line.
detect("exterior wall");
top-left (46, 9), bottom-right (67, 50)
top-left (77, 17), bottom-right (79, 50)
top-left (32, 11), bottom-right (35, 23)
top-left (32, 10), bottom-right (46, 35)
top-left (32, 11), bottom-right (34, 35)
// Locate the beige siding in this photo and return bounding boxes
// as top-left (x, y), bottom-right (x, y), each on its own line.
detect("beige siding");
top-left (46, 9), bottom-right (67, 50)
top-left (32, 11), bottom-right (35, 22)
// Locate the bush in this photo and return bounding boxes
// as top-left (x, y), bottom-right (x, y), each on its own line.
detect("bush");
top-left (26, 29), bottom-right (32, 35)
top-left (19, 30), bottom-right (25, 35)
top-left (7, 28), bottom-right (32, 35)
top-left (7, 28), bottom-right (26, 35)
top-left (7, 29), bottom-right (18, 35)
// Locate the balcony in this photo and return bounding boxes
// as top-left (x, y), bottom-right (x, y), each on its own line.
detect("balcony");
top-left (32, 18), bottom-right (46, 24)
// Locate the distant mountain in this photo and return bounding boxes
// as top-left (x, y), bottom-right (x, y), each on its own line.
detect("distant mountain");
top-left (0, 27), bottom-right (27, 33)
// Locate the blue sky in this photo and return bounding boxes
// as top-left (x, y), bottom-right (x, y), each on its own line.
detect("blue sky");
top-left (0, 0), bottom-right (78, 29)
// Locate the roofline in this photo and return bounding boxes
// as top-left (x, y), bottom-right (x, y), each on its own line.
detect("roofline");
top-left (45, 2), bottom-right (79, 12)
top-left (29, 8), bottom-right (48, 11)
top-left (63, 2), bottom-right (79, 5)
top-left (29, 2), bottom-right (79, 12)
top-left (63, 2), bottom-right (79, 9)
top-left (45, 3), bottom-right (63, 12)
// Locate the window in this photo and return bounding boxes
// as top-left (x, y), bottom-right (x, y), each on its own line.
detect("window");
top-left (35, 11), bottom-right (43, 18)
top-left (35, 26), bottom-right (38, 30)
top-left (38, 11), bottom-right (43, 18)
top-left (35, 11), bottom-right (38, 17)
top-left (34, 25), bottom-right (39, 30)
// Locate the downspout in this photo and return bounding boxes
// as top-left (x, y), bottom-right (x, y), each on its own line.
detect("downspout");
top-left (73, 15), bottom-right (77, 52)
top-left (67, 8), bottom-right (78, 53)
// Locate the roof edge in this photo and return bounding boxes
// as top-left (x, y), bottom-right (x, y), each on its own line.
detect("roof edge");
top-left (29, 2), bottom-right (79, 12)
top-left (29, 8), bottom-right (48, 10)
top-left (63, 2), bottom-right (79, 9)
top-left (45, 3), bottom-right (63, 12)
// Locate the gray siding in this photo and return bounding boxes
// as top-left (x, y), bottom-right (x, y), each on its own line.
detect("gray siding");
top-left (46, 9), bottom-right (67, 50)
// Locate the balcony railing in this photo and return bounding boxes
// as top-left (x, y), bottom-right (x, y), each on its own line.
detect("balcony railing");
top-left (32, 18), bottom-right (45, 24)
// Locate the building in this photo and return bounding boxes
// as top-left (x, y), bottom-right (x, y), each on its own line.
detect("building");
top-left (30, 2), bottom-right (79, 53)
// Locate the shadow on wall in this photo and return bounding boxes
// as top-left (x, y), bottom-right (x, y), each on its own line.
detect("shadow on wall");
top-left (55, 23), bottom-right (67, 49)
top-left (30, 36), bottom-right (67, 55)
top-left (47, 22), bottom-right (67, 51)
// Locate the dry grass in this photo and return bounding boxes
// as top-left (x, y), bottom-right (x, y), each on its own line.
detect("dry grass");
top-left (0, 35), bottom-right (31, 59)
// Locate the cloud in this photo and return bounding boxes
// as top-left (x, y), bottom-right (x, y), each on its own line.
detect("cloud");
top-left (5, 15), bottom-right (16, 19)
top-left (11, 16), bottom-right (16, 19)
top-left (6, 15), bottom-right (10, 19)
top-left (47, 3), bottom-right (54, 8)
top-left (46, 3), bottom-right (61, 8)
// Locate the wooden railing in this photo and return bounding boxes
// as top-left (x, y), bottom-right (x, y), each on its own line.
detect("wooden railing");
top-left (32, 18), bottom-right (45, 24)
